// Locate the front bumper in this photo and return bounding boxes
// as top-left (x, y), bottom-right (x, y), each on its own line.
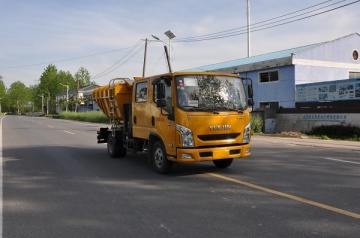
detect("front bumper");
top-left (172, 144), bottom-right (251, 163)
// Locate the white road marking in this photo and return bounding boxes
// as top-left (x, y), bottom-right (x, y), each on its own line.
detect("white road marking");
top-left (0, 116), bottom-right (4, 236)
top-left (324, 157), bottom-right (360, 165)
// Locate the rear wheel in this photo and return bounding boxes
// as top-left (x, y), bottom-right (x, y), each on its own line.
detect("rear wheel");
top-left (151, 141), bottom-right (172, 174)
top-left (213, 159), bottom-right (233, 168)
top-left (107, 134), bottom-right (120, 158)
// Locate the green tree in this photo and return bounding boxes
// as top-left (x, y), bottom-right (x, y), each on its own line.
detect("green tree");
top-left (28, 84), bottom-right (42, 113)
top-left (58, 70), bottom-right (76, 89)
top-left (74, 67), bottom-right (92, 87)
top-left (0, 76), bottom-right (8, 113)
top-left (7, 81), bottom-right (30, 113)
top-left (38, 64), bottom-right (59, 114)
top-left (73, 67), bottom-right (93, 111)
top-left (57, 70), bottom-right (75, 111)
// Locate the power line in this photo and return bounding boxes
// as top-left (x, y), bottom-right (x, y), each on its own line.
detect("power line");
top-left (91, 40), bottom-right (144, 79)
top-left (175, 0), bottom-right (335, 41)
top-left (173, 0), bottom-right (358, 42)
top-left (0, 45), bottom-right (140, 70)
top-left (1, 0), bottom-right (358, 72)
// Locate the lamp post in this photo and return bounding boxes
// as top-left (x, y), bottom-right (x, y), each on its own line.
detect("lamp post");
top-left (38, 94), bottom-right (44, 114)
top-left (60, 83), bottom-right (69, 112)
top-left (152, 31), bottom-right (176, 57)
top-left (151, 31), bottom-right (176, 73)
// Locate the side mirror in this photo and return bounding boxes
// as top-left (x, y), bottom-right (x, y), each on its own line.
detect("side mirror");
top-left (248, 84), bottom-right (254, 99)
top-left (156, 83), bottom-right (165, 100)
top-left (247, 98), bottom-right (254, 106)
top-left (152, 77), bottom-right (161, 85)
top-left (156, 98), bottom-right (166, 107)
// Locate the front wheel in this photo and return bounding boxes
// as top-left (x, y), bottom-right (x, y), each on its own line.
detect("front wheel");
top-left (151, 141), bottom-right (172, 174)
top-left (213, 159), bottom-right (233, 168)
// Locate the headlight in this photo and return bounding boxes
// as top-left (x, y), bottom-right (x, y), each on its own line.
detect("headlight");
top-left (176, 124), bottom-right (194, 147)
top-left (243, 122), bottom-right (251, 143)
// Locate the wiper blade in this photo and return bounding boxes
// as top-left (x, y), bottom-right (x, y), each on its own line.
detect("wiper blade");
top-left (182, 106), bottom-right (208, 111)
top-left (227, 108), bottom-right (244, 113)
top-left (213, 106), bottom-right (244, 113)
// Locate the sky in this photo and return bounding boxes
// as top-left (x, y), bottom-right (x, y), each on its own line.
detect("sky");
top-left (0, 0), bottom-right (359, 88)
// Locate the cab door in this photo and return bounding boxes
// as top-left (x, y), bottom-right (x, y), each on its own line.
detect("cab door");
top-left (152, 78), bottom-right (176, 156)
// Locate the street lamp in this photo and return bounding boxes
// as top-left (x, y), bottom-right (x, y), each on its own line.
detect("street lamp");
top-left (164, 30), bottom-right (176, 59)
top-left (60, 83), bottom-right (69, 112)
top-left (151, 30), bottom-right (176, 58)
top-left (151, 31), bottom-right (176, 73)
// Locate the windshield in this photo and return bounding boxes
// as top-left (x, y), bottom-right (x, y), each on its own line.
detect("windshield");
top-left (176, 75), bottom-right (247, 112)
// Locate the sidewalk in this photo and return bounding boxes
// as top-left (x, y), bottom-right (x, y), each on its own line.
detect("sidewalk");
top-left (252, 134), bottom-right (360, 151)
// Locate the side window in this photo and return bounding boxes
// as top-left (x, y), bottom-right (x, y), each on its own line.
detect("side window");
top-left (259, 70), bottom-right (279, 83)
top-left (135, 82), bottom-right (148, 102)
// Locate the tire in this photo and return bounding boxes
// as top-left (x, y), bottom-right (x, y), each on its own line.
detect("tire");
top-left (151, 141), bottom-right (172, 174)
top-left (107, 134), bottom-right (120, 158)
top-left (213, 159), bottom-right (233, 168)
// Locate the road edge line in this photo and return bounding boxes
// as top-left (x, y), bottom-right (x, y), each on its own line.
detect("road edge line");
top-left (0, 116), bottom-right (5, 237)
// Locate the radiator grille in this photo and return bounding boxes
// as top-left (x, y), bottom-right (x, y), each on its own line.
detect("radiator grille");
top-left (197, 133), bottom-right (240, 141)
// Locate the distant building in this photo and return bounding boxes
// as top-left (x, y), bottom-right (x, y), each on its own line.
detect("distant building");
top-left (183, 33), bottom-right (360, 109)
top-left (56, 84), bottom-right (100, 113)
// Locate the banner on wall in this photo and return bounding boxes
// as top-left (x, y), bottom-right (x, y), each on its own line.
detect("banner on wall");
top-left (296, 78), bottom-right (360, 102)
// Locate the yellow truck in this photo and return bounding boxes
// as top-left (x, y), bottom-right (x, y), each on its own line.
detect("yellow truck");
top-left (93, 72), bottom-right (253, 174)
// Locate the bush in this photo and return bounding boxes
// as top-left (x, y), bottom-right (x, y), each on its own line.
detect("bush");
top-left (59, 111), bottom-right (109, 123)
top-left (251, 115), bottom-right (263, 134)
top-left (306, 124), bottom-right (360, 141)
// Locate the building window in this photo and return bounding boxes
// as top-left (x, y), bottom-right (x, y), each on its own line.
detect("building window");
top-left (259, 101), bottom-right (279, 109)
top-left (135, 82), bottom-right (147, 102)
top-left (353, 50), bottom-right (359, 61)
top-left (349, 72), bottom-right (360, 79)
top-left (259, 70), bottom-right (279, 83)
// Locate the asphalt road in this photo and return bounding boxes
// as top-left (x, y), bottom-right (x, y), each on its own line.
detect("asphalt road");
top-left (1, 115), bottom-right (359, 238)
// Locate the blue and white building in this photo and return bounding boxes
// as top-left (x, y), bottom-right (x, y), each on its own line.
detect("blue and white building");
top-left (183, 33), bottom-right (360, 109)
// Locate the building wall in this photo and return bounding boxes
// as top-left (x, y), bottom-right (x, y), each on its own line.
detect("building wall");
top-left (294, 33), bottom-right (360, 84)
top-left (241, 65), bottom-right (296, 108)
top-left (275, 113), bottom-right (360, 132)
top-left (295, 65), bottom-right (351, 84)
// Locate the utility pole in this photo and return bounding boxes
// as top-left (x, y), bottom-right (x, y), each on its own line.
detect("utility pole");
top-left (247, 0), bottom-right (251, 57)
top-left (142, 38), bottom-right (148, 77)
top-left (39, 94), bottom-right (44, 114)
top-left (0, 97), bottom-right (2, 114)
top-left (60, 83), bottom-right (69, 112)
top-left (47, 92), bottom-right (50, 115)
top-left (76, 77), bottom-right (81, 112)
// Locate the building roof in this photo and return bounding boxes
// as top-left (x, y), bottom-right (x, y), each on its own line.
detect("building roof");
top-left (56, 84), bottom-right (99, 97)
top-left (181, 33), bottom-right (360, 73)
top-left (181, 43), bottom-right (323, 73)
